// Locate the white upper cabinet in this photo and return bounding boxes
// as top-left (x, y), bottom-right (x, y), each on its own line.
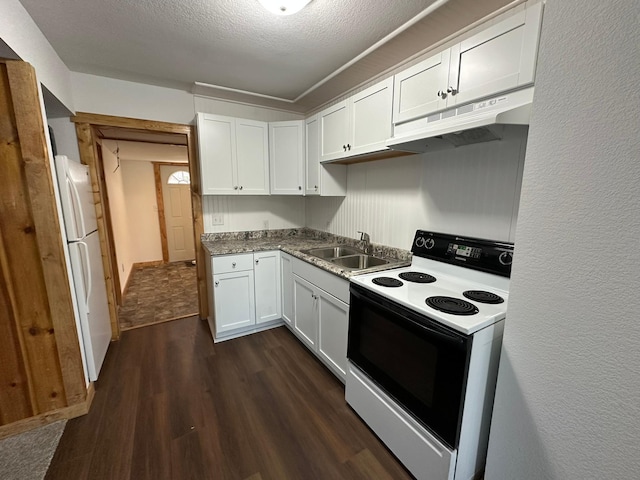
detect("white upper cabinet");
top-left (197, 113), bottom-right (269, 195)
top-left (305, 115), bottom-right (320, 195)
top-left (320, 77), bottom-right (394, 162)
top-left (269, 120), bottom-right (305, 195)
top-left (392, 3), bottom-right (543, 124)
top-left (447, 3), bottom-right (543, 108)
top-left (305, 114), bottom-right (347, 197)
top-left (392, 50), bottom-right (451, 125)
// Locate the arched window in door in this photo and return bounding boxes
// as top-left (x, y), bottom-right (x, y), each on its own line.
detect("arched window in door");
top-left (167, 170), bottom-right (190, 185)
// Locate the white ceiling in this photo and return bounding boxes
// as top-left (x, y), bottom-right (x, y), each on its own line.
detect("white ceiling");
top-left (20, 0), bottom-right (513, 112)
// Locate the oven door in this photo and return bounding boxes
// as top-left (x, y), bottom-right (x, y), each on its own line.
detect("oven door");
top-left (348, 283), bottom-right (472, 449)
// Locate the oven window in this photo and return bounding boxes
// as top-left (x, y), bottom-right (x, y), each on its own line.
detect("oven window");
top-left (358, 307), bottom-right (437, 408)
top-left (348, 285), bottom-right (471, 448)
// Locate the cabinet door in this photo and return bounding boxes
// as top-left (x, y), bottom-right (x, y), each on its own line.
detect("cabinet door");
top-left (269, 121), bottom-right (304, 195)
top-left (317, 290), bottom-right (349, 381)
top-left (236, 119), bottom-right (270, 195)
top-left (254, 251), bottom-right (282, 324)
top-left (280, 252), bottom-right (294, 326)
top-left (448, 3), bottom-right (543, 107)
top-left (305, 115), bottom-right (320, 196)
top-left (320, 100), bottom-right (350, 162)
top-left (293, 275), bottom-right (317, 350)
top-left (213, 270), bottom-right (255, 335)
top-left (350, 78), bottom-right (394, 156)
top-left (392, 50), bottom-right (450, 124)
top-left (197, 113), bottom-right (237, 194)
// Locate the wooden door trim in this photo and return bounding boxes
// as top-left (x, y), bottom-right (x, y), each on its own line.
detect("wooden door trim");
top-left (153, 163), bottom-right (169, 263)
top-left (95, 141), bottom-right (123, 306)
top-left (72, 113), bottom-right (208, 322)
top-left (74, 123), bottom-right (122, 339)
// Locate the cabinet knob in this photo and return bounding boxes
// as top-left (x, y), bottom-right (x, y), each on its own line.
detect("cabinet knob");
top-left (215, 281), bottom-right (219, 287)
top-left (298, 186), bottom-right (302, 190)
top-left (314, 185), bottom-right (318, 190)
top-left (234, 186), bottom-right (238, 190)
top-left (347, 144), bottom-right (351, 151)
top-left (232, 262), bottom-right (236, 268)
top-left (437, 90), bottom-right (447, 99)
top-left (239, 185), bottom-right (243, 190)
top-left (255, 259), bottom-right (259, 264)
top-left (343, 145), bottom-right (346, 151)
top-left (447, 86), bottom-right (458, 95)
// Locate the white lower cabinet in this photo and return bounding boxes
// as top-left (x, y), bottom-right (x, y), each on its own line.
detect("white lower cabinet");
top-left (254, 251), bottom-right (282, 324)
top-left (293, 275), bottom-right (317, 349)
top-left (280, 252), bottom-right (294, 326)
top-left (290, 257), bottom-right (350, 382)
top-left (213, 269), bottom-right (256, 334)
top-left (317, 290), bottom-right (349, 379)
top-left (208, 251), bottom-right (282, 342)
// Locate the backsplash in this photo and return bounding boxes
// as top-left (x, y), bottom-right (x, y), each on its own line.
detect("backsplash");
top-left (306, 125), bottom-right (527, 249)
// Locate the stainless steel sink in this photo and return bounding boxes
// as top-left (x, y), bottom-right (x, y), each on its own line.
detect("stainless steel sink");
top-left (330, 254), bottom-right (390, 270)
top-left (302, 245), bottom-right (363, 259)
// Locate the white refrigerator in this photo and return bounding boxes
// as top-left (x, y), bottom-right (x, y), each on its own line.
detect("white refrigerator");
top-left (55, 155), bottom-right (111, 381)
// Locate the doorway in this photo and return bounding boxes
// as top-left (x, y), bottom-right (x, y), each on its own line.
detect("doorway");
top-left (72, 114), bottom-right (207, 339)
top-left (157, 164), bottom-right (196, 263)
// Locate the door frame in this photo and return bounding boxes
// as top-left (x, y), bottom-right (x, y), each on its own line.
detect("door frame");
top-left (153, 161), bottom-right (193, 263)
top-left (72, 113), bottom-right (207, 340)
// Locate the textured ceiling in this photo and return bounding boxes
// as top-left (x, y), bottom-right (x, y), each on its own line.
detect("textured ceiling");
top-left (20, 0), bottom-right (514, 112)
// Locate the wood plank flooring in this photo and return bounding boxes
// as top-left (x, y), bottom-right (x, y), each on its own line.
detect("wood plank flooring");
top-left (46, 317), bottom-right (413, 480)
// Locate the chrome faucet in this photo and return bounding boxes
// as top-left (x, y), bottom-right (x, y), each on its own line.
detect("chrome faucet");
top-left (357, 231), bottom-right (371, 254)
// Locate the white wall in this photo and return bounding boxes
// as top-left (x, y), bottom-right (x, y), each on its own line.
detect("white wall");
top-left (101, 140), bottom-right (133, 292)
top-left (202, 196), bottom-right (305, 233)
top-left (485, 2), bottom-right (640, 479)
top-left (71, 72), bottom-right (195, 125)
top-left (0, 0), bottom-right (74, 111)
top-left (121, 160), bottom-right (163, 265)
top-left (47, 117), bottom-right (81, 162)
top-left (306, 126), bottom-right (527, 248)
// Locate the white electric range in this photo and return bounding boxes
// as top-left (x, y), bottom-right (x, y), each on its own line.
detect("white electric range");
top-left (346, 230), bottom-right (514, 480)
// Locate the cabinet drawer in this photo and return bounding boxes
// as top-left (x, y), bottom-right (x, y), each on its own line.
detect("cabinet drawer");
top-left (212, 253), bottom-right (254, 274)
top-left (292, 257), bottom-right (349, 304)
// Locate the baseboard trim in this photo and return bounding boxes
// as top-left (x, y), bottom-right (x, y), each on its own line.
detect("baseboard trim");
top-left (0, 382), bottom-right (95, 440)
top-left (133, 260), bottom-right (165, 268)
top-left (120, 313), bottom-right (199, 332)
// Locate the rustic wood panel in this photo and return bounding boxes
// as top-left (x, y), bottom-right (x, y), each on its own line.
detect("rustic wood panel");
top-left (75, 123), bottom-right (121, 337)
top-left (0, 59), bottom-right (89, 430)
top-left (72, 113), bottom-right (193, 136)
top-left (5, 60), bottom-right (86, 407)
top-left (0, 62), bottom-right (66, 416)
top-left (0, 232), bottom-right (33, 424)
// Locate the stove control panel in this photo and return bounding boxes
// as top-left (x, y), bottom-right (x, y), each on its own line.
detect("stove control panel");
top-left (412, 230), bottom-right (514, 277)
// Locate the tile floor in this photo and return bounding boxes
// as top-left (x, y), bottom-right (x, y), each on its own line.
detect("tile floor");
top-left (118, 261), bottom-right (198, 330)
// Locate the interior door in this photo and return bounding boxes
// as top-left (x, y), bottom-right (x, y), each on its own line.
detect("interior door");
top-left (160, 165), bottom-right (195, 262)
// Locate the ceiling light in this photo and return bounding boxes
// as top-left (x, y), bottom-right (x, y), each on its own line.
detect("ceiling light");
top-left (258, 0), bottom-right (312, 16)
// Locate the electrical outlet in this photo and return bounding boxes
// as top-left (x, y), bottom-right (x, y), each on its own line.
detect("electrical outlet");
top-left (263, 220), bottom-right (269, 230)
top-left (212, 214), bottom-right (224, 225)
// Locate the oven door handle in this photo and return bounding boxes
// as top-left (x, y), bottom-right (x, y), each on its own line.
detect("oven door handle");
top-left (350, 286), bottom-right (466, 346)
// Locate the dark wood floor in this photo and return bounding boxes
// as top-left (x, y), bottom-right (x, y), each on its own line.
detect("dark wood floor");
top-left (46, 317), bottom-right (413, 480)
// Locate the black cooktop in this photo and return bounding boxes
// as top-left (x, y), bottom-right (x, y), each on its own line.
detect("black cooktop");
top-left (398, 271), bottom-right (437, 284)
top-left (426, 296), bottom-right (479, 316)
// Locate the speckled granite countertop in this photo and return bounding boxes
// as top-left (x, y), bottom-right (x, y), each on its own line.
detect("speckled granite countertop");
top-left (201, 228), bottom-right (411, 279)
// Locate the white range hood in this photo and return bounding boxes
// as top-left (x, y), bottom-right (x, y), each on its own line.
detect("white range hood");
top-left (387, 87), bottom-right (534, 153)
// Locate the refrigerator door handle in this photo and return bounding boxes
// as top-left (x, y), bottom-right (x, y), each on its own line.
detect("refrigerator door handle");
top-left (66, 171), bottom-right (87, 239)
top-left (78, 241), bottom-right (92, 313)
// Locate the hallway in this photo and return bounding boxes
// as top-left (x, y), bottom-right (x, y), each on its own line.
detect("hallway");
top-left (118, 261), bottom-right (198, 330)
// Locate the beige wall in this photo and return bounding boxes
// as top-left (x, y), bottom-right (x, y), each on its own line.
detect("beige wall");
top-left (101, 140), bottom-right (133, 292)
